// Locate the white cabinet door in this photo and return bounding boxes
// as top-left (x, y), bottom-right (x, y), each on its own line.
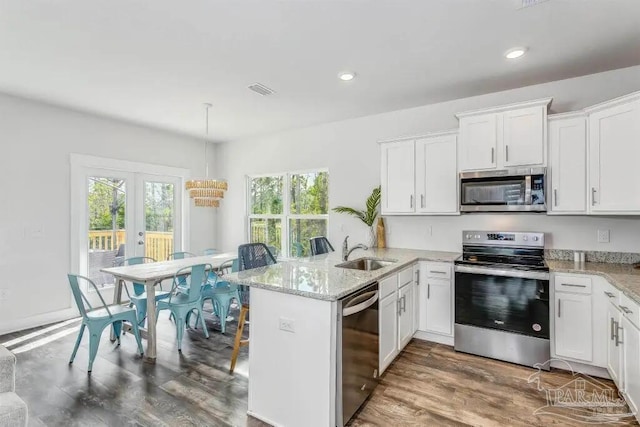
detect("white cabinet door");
top-left (607, 301), bottom-right (623, 388)
top-left (555, 292), bottom-right (593, 362)
top-left (589, 98), bottom-right (640, 213)
top-left (423, 278), bottom-right (452, 336)
top-left (398, 283), bottom-right (414, 350)
top-left (379, 292), bottom-right (399, 373)
top-left (623, 317), bottom-right (640, 414)
top-left (503, 106), bottom-right (545, 167)
top-left (415, 134), bottom-right (458, 214)
top-left (548, 115), bottom-right (587, 213)
top-left (381, 140), bottom-right (415, 214)
top-left (592, 279), bottom-right (618, 368)
top-left (413, 266), bottom-right (420, 335)
top-left (459, 113), bottom-right (497, 171)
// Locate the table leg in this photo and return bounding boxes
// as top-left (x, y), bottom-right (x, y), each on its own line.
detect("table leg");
top-left (110, 278), bottom-right (125, 342)
top-left (144, 280), bottom-right (158, 362)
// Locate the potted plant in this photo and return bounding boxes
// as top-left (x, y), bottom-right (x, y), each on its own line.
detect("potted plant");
top-left (333, 186), bottom-right (381, 247)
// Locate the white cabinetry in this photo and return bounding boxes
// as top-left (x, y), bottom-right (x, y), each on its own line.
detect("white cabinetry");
top-left (457, 98), bottom-right (551, 172)
top-left (607, 300), bottom-right (624, 386)
top-left (587, 92), bottom-right (640, 214)
top-left (380, 140), bottom-right (415, 213)
top-left (379, 265), bottom-right (417, 374)
top-left (417, 262), bottom-right (453, 341)
top-left (622, 316), bottom-right (640, 414)
top-left (381, 132), bottom-right (458, 215)
top-left (548, 113), bottom-right (587, 214)
top-left (554, 274), bottom-right (593, 362)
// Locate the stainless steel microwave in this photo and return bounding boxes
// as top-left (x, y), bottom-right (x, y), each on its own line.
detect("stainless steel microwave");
top-left (459, 168), bottom-right (546, 212)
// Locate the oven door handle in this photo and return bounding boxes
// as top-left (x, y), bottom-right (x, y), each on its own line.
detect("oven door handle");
top-left (454, 265), bottom-right (549, 281)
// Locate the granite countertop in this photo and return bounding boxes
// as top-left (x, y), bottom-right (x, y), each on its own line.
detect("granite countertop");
top-left (548, 260), bottom-right (640, 304)
top-left (225, 248), bottom-right (460, 301)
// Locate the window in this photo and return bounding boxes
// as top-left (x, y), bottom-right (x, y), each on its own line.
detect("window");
top-left (248, 170), bottom-right (329, 258)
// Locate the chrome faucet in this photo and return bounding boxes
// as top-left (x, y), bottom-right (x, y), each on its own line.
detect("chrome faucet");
top-left (342, 235), bottom-right (369, 261)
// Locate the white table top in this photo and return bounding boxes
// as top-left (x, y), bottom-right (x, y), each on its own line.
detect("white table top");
top-left (100, 252), bottom-right (237, 282)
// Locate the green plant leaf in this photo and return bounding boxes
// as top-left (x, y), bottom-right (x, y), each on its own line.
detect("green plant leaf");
top-left (332, 185), bottom-right (381, 227)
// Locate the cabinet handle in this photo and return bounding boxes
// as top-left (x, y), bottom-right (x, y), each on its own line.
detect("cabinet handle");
top-left (558, 299), bottom-right (561, 318)
top-left (421, 194), bottom-right (425, 208)
top-left (415, 269), bottom-right (420, 284)
top-left (591, 187), bottom-right (597, 206)
top-left (620, 306), bottom-right (633, 315)
top-left (427, 283), bottom-right (430, 299)
top-left (604, 291), bottom-right (615, 298)
top-left (491, 147), bottom-right (495, 164)
top-left (611, 317), bottom-right (616, 341)
top-left (402, 295), bottom-right (407, 313)
top-left (616, 323), bottom-right (623, 346)
top-left (410, 195), bottom-right (413, 209)
top-left (554, 189), bottom-right (558, 207)
top-left (505, 145), bottom-right (509, 162)
top-left (429, 270), bottom-right (447, 275)
top-left (561, 283), bottom-right (586, 288)
top-left (397, 299), bottom-right (402, 316)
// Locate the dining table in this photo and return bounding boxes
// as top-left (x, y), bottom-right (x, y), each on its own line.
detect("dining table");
top-left (100, 251), bottom-right (237, 361)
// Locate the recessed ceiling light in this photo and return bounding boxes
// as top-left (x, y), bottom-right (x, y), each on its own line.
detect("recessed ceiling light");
top-left (504, 47), bottom-right (528, 59)
top-left (338, 71), bottom-right (356, 81)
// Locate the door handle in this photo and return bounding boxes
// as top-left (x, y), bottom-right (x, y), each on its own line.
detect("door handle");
top-left (427, 283), bottom-right (430, 299)
top-left (611, 317), bottom-right (616, 341)
top-left (430, 270), bottom-right (447, 275)
top-left (491, 147), bottom-right (495, 164)
top-left (557, 299), bottom-right (561, 318)
top-left (554, 189), bottom-right (558, 207)
top-left (397, 299), bottom-right (402, 315)
top-left (421, 194), bottom-right (425, 208)
top-left (604, 291), bottom-right (615, 298)
top-left (402, 295), bottom-right (406, 313)
top-left (616, 323), bottom-right (623, 346)
top-left (415, 270), bottom-right (420, 284)
top-left (410, 195), bottom-right (414, 209)
top-left (591, 187), bottom-right (597, 206)
top-left (505, 145), bottom-right (509, 162)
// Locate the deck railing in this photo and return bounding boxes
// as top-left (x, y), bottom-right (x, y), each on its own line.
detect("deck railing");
top-left (88, 230), bottom-right (174, 261)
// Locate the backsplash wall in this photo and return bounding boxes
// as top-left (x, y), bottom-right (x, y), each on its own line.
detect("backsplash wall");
top-left (384, 214), bottom-right (640, 254)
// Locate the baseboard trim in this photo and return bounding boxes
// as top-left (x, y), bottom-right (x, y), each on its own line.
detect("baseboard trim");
top-left (413, 330), bottom-right (454, 346)
top-left (247, 410), bottom-right (283, 427)
top-left (0, 308), bottom-right (78, 336)
top-left (550, 359), bottom-right (611, 380)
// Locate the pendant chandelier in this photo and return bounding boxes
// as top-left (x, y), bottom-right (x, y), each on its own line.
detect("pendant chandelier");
top-left (186, 103), bottom-right (228, 207)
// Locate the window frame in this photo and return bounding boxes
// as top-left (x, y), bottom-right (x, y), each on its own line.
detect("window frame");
top-left (246, 168), bottom-right (329, 257)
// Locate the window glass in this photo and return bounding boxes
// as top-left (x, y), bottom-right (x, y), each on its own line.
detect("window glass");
top-left (289, 218), bottom-right (328, 257)
top-left (290, 171), bottom-right (329, 215)
top-left (250, 176), bottom-right (283, 215)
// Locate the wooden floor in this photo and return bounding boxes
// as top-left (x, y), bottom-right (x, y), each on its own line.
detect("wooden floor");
top-left (2, 315), bottom-right (638, 426)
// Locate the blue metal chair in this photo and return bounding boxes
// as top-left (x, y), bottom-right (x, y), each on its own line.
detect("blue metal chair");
top-left (67, 274), bottom-right (143, 373)
top-left (309, 236), bottom-right (335, 256)
top-left (120, 257), bottom-right (170, 326)
top-left (195, 259), bottom-right (240, 334)
top-left (167, 251), bottom-right (196, 260)
top-left (156, 264), bottom-right (210, 351)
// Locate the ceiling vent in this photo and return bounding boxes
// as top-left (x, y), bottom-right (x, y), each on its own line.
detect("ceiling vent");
top-left (519, 0), bottom-right (549, 8)
top-left (248, 83), bottom-right (276, 96)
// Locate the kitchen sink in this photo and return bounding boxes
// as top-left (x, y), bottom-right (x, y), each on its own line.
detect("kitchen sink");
top-left (336, 257), bottom-right (396, 271)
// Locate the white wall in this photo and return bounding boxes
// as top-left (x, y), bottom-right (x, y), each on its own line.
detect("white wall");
top-left (216, 65), bottom-right (640, 254)
top-left (0, 93), bottom-right (218, 334)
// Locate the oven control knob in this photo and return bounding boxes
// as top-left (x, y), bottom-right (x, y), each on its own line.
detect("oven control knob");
top-left (523, 236), bottom-right (528, 241)
top-left (533, 236), bottom-right (539, 241)
top-left (465, 234), bottom-right (471, 239)
top-left (475, 234), bottom-right (480, 239)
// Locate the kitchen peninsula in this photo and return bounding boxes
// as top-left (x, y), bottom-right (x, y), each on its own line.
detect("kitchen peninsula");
top-left (225, 248), bottom-right (459, 427)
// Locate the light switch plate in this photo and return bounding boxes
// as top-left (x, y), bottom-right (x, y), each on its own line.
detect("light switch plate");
top-left (279, 317), bottom-right (295, 333)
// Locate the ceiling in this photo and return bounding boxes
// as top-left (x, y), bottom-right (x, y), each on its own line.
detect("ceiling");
top-left (1, 0), bottom-right (639, 142)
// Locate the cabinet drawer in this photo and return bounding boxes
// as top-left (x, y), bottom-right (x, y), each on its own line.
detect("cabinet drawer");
top-left (380, 274), bottom-right (398, 299)
top-left (425, 262), bottom-right (451, 279)
top-left (620, 293), bottom-right (640, 329)
top-left (398, 266), bottom-right (414, 287)
top-left (554, 274), bottom-right (592, 294)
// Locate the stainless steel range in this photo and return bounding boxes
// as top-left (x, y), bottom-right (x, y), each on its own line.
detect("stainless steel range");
top-left (454, 231), bottom-right (550, 369)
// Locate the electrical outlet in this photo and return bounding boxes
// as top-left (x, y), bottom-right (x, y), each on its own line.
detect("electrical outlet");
top-left (279, 317), bottom-right (295, 333)
top-left (597, 229), bottom-right (610, 243)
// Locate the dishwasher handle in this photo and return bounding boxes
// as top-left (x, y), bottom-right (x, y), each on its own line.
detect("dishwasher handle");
top-left (343, 291), bottom-right (379, 317)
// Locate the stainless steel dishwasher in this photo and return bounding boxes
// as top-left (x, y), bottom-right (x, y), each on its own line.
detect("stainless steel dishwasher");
top-left (336, 282), bottom-right (379, 426)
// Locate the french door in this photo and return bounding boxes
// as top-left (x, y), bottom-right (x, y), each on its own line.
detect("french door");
top-left (71, 155), bottom-right (187, 306)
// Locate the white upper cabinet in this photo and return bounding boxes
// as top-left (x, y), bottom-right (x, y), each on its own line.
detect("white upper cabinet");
top-left (415, 134), bottom-right (458, 214)
top-left (503, 106), bottom-right (546, 167)
top-left (380, 131), bottom-right (459, 216)
top-left (548, 113), bottom-right (587, 214)
top-left (457, 98), bottom-right (551, 172)
top-left (587, 92), bottom-right (640, 214)
top-left (458, 113), bottom-right (497, 171)
top-left (380, 140), bottom-right (415, 213)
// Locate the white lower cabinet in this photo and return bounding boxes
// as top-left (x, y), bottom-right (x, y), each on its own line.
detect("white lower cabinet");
top-left (554, 291), bottom-right (593, 362)
top-left (606, 300), bottom-right (624, 387)
top-left (418, 262), bottom-right (453, 337)
top-left (622, 316), bottom-right (640, 414)
top-left (379, 265), bottom-right (417, 374)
